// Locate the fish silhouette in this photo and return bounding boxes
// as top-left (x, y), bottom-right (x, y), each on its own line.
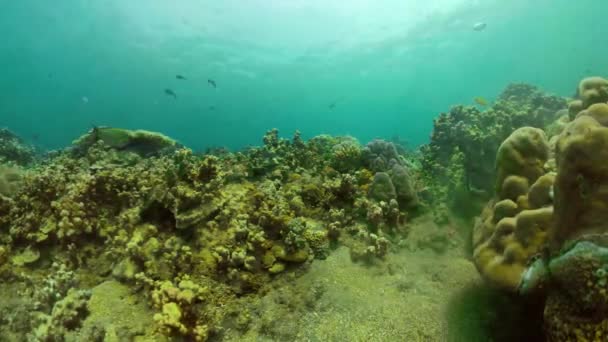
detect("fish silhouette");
top-left (176, 75), bottom-right (187, 80)
top-left (474, 97), bottom-right (488, 106)
top-left (165, 89), bottom-right (177, 99)
top-left (473, 22), bottom-right (487, 31)
top-left (208, 79), bottom-right (217, 88)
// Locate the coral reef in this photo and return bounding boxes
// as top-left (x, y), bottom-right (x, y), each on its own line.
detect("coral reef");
top-left (472, 77), bottom-right (608, 338)
top-left (368, 172), bottom-right (396, 202)
top-left (362, 139), bottom-right (402, 172)
top-left (420, 84), bottom-right (566, 217)
top-left (0, 127), bottom-right (427, 340)
top-left (577, 76), bottom-right (608, 108)
top-left (472, 127), bottom-right (553, 290)
top-left (363, 139), bottom-right (419, 211)
top-left (30, 289), bottom-right (91, 340)
top-left (0, 164), bottom-right (23, 198)
top-left (0, 128), bottom-right (36, 165)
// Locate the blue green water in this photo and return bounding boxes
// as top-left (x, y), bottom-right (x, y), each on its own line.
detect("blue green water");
top-left (1, 0), bottom-right (605, 151)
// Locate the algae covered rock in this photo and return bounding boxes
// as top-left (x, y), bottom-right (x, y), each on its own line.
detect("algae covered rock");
top-left (80, 280), bottom-right (155, 340)
top-left (73, 126), bottom-right (179, 156)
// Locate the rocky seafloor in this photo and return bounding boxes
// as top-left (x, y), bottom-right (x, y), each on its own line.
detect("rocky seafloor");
top-left (1, 77), bottom-right (606, 341)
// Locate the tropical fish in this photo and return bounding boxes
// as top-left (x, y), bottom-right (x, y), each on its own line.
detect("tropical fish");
top-left (176, 75), bottom-right (187, 80)
top-left (164, 89), bottom-right (177, 99)
top-left (474, 97), bottom-right (488, 106)
top-left (473, 22), bottom-right (487, 31)
top-left (208, 79), bottom-right (217, 88)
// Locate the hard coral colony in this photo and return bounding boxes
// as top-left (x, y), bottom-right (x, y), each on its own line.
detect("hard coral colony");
top-left (472, 77), bottom-right (608, 340)
top-left (0, 125), bottom-right (422, 340)
top-left (0, 77), bottom-right (607, 340)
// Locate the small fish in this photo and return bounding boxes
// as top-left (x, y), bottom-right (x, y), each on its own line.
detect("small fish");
top-left (473, 22), bottom-right (487, 31)
top-left (208, 79), bottom-right (217, 88)
top-left (208, 106), bottom-right (215, 111)
top-left (81, 96), bottom-right (89, 104)
top-left (474, 97), bottom-right (488, 106)
top-left (165, 89), bottom-right (177, 99)
top-left (329, 103), bottom-right (336, 110)
top-left (176, 75), bottom-right (187, 80)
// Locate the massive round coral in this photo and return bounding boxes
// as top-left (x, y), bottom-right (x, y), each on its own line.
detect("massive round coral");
top-left (472, 77), bottom-right (608, 339)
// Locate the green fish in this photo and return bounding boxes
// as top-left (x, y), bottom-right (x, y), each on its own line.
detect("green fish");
top-left (474, 97), bottom-right (488, 106)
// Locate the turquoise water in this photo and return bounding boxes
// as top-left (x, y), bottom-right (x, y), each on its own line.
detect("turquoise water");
top-left (1, 0), bottom-right (605, 151)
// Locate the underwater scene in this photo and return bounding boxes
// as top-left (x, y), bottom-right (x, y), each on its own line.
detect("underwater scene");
top-left (2, 0), bottom-right (608, 341)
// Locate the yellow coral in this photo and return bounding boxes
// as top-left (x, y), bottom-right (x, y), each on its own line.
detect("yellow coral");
top-left (552, 110), bottom-right (608, 247)
top-left (473, 127), bottom-right (553, 290)
top-left (495, 127), bottom-right (549, 193)
top-left (578, 76), bottom-right (608, 108)
top-left (154, 302), bottom-right (187, 334)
